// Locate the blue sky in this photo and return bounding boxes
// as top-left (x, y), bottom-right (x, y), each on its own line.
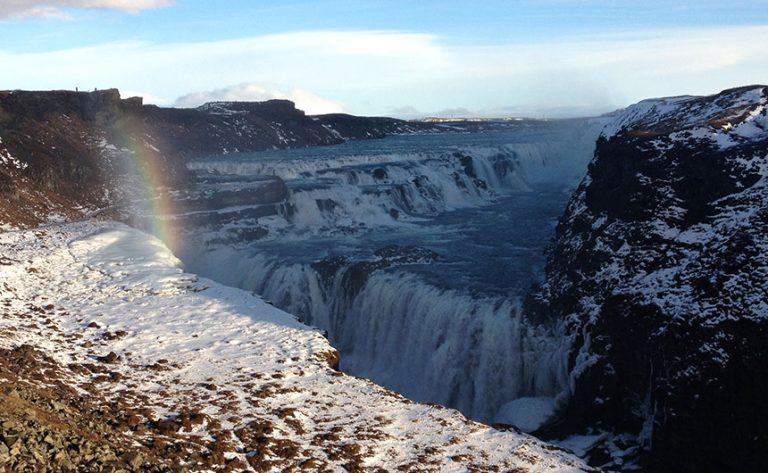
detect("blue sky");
top-left (1, 1), bottom-right (767, 117)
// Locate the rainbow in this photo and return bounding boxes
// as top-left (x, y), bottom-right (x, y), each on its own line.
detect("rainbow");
top-left (111, 121), bottom-right (183, 255)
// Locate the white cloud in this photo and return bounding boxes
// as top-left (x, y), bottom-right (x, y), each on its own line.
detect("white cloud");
top-left (174, 83), bottom-right (347, 115)
top-left (0, 26), bottom-right (766, 117)
top-left (121, 89), bottom-right (170, 105)
top-left (0, 31), bottom-right (446, 113)
top-left (0, 0), bottom-right (171, 19)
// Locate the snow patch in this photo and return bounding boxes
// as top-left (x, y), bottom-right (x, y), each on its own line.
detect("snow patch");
top-left (0, 137), bottom-right (28, 170)
top-left (495, 397), bottom-right (556, 432)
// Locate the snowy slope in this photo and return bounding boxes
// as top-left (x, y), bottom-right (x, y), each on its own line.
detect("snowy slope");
top-left (600, 85), bottom-right (767, 143)
top-left (0, 221), bottom-right (595, 472)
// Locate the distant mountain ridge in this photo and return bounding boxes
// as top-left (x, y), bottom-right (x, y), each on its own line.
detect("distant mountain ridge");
top-left (0, 88), bottom-right (436, 226)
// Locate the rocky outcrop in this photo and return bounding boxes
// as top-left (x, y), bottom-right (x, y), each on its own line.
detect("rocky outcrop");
top-left (140, 100), bottom-right (337, 159)
top-left (311, 245), bottom-right (440, 300)
top-left (529, 85), bottom-right (768, 471)
top-left (0, 89), bottom-right (436, 227)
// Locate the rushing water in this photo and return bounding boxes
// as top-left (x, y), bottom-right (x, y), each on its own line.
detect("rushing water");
top-left (175, 120), bottom-right (605, 423)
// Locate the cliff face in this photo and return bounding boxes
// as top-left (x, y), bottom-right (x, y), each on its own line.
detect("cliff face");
top-left (529, 86), bottom-right (768, 471)
top-left (0, 89), bottom-right (433, 227)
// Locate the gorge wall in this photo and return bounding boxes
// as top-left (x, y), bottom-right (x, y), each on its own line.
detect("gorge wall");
top-left (528, 85), bottom-right (768, 471)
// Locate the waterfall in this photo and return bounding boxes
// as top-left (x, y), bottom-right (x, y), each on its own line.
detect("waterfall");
top-left (182, 246), bottom-right (570, 422)
top-left (177, 122), bottom-right (606, 425)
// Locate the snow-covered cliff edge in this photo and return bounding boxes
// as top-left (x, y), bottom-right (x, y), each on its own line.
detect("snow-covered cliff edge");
top-left (0, 221), bottom-right (594, 472)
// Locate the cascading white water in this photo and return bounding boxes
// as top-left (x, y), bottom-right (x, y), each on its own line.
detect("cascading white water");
top-left (281, 152), bottom-right (524, 230)
top-left (192, 147), bottom-right (532, 231)
top-left (337, 272), bottom-right (543, 421)
top-left (179, 121), bottom-right (607, 425)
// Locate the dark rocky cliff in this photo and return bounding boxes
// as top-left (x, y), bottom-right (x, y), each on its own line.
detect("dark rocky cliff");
top-left (0, 89), bottom-right (434, 226)
top-left (141, 101), bottom-right (428, 159)
top-left (529, 85), bottom-right (768, 471)
top-left (0, 89), bottom-right (170, 226)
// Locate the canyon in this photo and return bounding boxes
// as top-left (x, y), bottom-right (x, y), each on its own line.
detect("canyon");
top-left (1, 86), bottom-right (766, 472)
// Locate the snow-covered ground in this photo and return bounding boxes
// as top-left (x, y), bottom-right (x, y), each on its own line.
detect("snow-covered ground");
top-left (0, 220), bottom-right (594, 472)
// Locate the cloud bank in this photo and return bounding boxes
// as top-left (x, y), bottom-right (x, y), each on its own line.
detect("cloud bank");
top-left (1, 27), bottom-right (767, 117)
top-left (0, 0), bottom-right (171, 19)
top-left (174, 83), bottom-right (347, 115)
